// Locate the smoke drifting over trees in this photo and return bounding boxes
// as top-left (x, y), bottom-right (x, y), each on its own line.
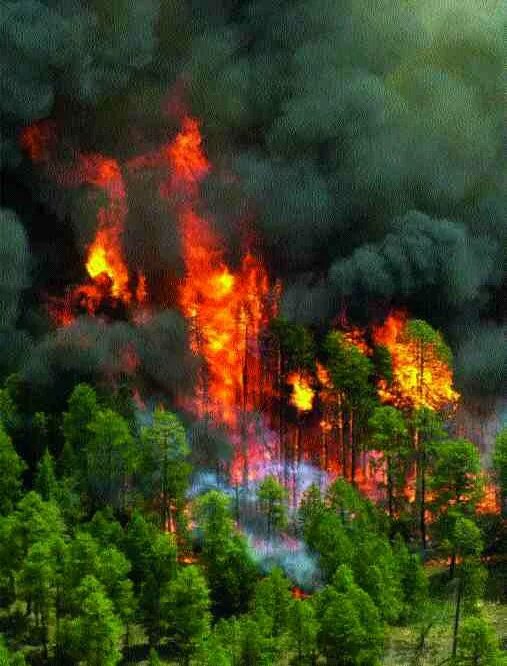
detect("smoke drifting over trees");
top-left (1, 0), bottom-right (505, 399)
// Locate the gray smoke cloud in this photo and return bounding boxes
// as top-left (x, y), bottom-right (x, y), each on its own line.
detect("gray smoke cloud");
top-left (0, 209), bottom-right (32, 374)
top-left (0, 209), bottom-right (29, 327)
top-left (330, 211), bottom-right (495, 306)
top-left (21, 310), bottom-right (197, 401)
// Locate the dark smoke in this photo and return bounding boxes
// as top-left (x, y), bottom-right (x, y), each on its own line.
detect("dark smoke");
top-left (1, 0), bottom-right (505, 402)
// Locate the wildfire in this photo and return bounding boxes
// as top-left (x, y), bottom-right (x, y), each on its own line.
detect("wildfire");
top-left (21, 122), bottom-right (148, 324)
top-left (476, 482), bottom-right (501, 515)
top-left (163, 114), bottom-right (272, 444)
top-left (373, 310), bottom-right (459, 410)
top-left (343, 328), bottom-right (370, 355)
top-left (287, 373), bottom-right (315, 412)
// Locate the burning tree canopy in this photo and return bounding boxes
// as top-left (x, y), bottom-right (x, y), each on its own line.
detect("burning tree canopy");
top-left (373, 312), bottom-right (459, 411)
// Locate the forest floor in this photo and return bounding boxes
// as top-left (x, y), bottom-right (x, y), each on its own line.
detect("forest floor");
top-left (384, 600), bottom-right (507, 665)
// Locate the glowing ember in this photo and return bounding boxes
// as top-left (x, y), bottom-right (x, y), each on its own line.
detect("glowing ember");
top-left (343, 328), bottom-right (370, 355)
top-left (373, 310), bottom-right (459, 410)
top-left (20, 120), bottom-right (57, 163)
top-left (287, 373), bottom-right (315, 412)
top-left (316, 362), bottom-right (332, 389)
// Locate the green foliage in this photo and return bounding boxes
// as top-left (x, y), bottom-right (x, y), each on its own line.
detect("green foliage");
top-left (455, 615), bottom-right (505, 666)
top-left (58, 575), bottom-right (123, 666)
top-left (252, 567), bottom-right (293, 637)
top-left (316, 565), bottom-right (384, 665)
top-left (392, 534), bottom-right (428, 622)
top-left (371, 344), bottom-right (393, 385)
top-left (140, 408), bottom-right (190, 529)
top-left (6, 492), bottom-right (66, 562)
top-left (34, 448), bottom-right (57, 502)
top-left (429, 439), bottom-right (483, 516)
top-left (0, 425), bottom-right (26, 515)
top-left (85, 507), bottom-right (125, 549)
top-left (325, 478), bottom-right (385, 531)
top-left (493, 427), bottom-right (507, 517)
top-left (324, 331), bottom-right (375, 408)
top-left (404, 319), bottom-right (453, 366)
top-left (64, 531), bottom-right (136, 625)
top-left (148, 648), bottom-right (163, 665)
top-left (18, 537), bottom-right (61, 652)
top-left (0, 386), bottom-right (20, 434)
top-left (193, 632), bottom-right (232, 666)
top-left (0, 635), bottom-right (26, 664)
top-left (62, 383), bottom-right (99, 454)
top-left (161, 565), bottom-right (211, 663)
top-left (258, 475), bottom-right (289, 537)
top-left (288, 599), bottom-right (319, 665)
top-left (302, 508), bottom-right (354, 581)
top-left (269, 318), bottom-right (316, 373)
top-left (352, 534), bottom-right (404, 624)
top-left (0, 372), bottom-right (498, 665)
top-left (86, 408), bottom-right (137, 509)
top-left (412, 406), bottom-right (447, 443)
top-left (368, 406), bottom-right (411, 518)
top-left (124, 512), bottom-right (177, 644)
top-left (195, 491), bottom-right (258, 618)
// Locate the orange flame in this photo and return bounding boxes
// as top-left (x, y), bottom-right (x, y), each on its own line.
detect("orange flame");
top-left (164, 116), bottom-right (271, 431)
top-left (20, 122), bottom-right (148, 324)
top-left (373, 311), bottom-right (459, 410)
top-left (78, 154), bottom-right (131, 303)
top-left (476, 482), bottom-right (501, 515)
top-left (287, 373), bottom-right (315, 412)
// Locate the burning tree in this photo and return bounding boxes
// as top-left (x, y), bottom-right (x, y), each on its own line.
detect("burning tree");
top-left (373, 313), bottom-right (461, 549)
top-left (323, 331), bottom-right (376, 483)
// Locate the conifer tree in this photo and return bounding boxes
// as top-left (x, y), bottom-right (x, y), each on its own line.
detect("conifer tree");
top-left (253, 567), bottom-right (293, 638)
top-left (139, 408), bottom-right (190, 531)
top-left (0, 425), bottom-right (25, 515)
top-left (195, 491), bottom-right (258, 617)
top-left (86, 408), bottom-right (137, 510)
top-left (34, 448), bottom-right (58, 502)
top-left (368, 405), bottom-right (410, 519)
top-left (289, 599), bottom-right (319, 666)
top-left (58, 575), bottom-right (123, 666)
top-left (316, 565), bottom-right (384, 666)
top-left (62, 383), bottom-right (99, 470)
top-left (324, 331), bottom-right (375, 482)
top-left (161, 565), bottom-right (211, 665)
top-left (258, 475), bottom-right (289, 539)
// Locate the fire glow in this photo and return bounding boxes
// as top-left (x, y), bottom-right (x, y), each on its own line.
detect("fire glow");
top-left (20, 123), bottom-right (147, 322)
top-left (287, 373), bottom-right (315, 413)
top-left (22, 112), bottom-right (493, 517)
top-left (373, 311), bottom-right (459, 410)
top-left (163, 115), bottom-right (271, 430)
